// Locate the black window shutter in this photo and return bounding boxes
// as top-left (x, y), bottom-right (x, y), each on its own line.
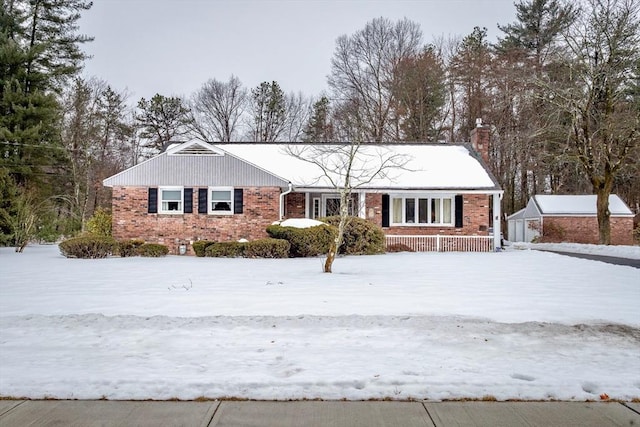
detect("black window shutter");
top-left (198, 188), bottom-right (208, 214)
top-left (183, 188), bottom-right (193, 213)
top-left (148, 188), bottom-right (158, 213)
top-left (455, 195), bottom-right (463, 228)
top-left (381, 194), bottom-right (390, 227)
top-left (234, 188), bottom-right (244, 214)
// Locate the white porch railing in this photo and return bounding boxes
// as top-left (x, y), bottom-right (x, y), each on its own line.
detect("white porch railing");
top-left (385, 235), bottom-right (494, 252)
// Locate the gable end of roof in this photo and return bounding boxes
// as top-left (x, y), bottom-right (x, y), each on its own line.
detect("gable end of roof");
top-left (166, 139), bottom-right (224, 156)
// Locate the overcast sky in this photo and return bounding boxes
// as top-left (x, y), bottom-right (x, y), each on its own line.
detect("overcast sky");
top-left (78, 0), bottom-right (517, 102)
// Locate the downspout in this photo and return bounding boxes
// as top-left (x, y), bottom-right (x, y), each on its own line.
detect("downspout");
top-left (493, 192), bottom-right (503, 250)
top-left (279, 182), bottom-right (293, 220)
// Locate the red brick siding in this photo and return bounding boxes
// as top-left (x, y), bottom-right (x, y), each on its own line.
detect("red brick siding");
top-left (383, 194), bottom-right (491, 236)
top-left (470, 126), bottom-right (491, 165)
top-left (542, 216), bottom-right (633, 245)
top-left (111, 186), bottom-right (281, 255)
top-left (285, 192), bottom-right (306, 218)
top-left (365, 193), bottom-right (383, 227)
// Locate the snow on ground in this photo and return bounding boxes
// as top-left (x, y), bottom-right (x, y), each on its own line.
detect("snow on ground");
top-left (0, 244), bottom-right (638, 401)
top-left (510, 241), bottom-right (640, 260)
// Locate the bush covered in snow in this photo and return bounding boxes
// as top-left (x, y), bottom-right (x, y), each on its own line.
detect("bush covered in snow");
top-left (322, 216), bottom-right (385, 255)
top-left (59, 235), bottom-right (117, 259)
top-left (266, 223), bottom-right (336, 257)
top-left (137, 243), bottom-right (169, 257)
top-left (192, 240), bottom-right (215, 257)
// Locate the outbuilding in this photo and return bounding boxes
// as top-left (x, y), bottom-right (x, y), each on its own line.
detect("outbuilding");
top-left (507, 194), bottom-right (634, 245)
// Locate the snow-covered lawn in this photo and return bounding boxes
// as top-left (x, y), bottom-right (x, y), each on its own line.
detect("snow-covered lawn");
top-left (0, 244), bottom-right (638, 401)
top-left (512, 241), bottom-right (640, 260)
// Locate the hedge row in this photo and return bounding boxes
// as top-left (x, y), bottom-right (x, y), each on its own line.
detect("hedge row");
top-left (204, 238), bottom-right (290, 258)
top-left (59, 215), bottom-right (385, 260)
top-left (59, 236), bottom-right (118, 259)
top-left (192, 240), bottom-right (215, 257)
top-left (59, 236), bottom-right (170, 259)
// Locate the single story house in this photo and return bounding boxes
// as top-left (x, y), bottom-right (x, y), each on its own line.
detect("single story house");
top-left (103, 128), bottom-right (503, 254)
top-left (507, 194), bottom-right (634, 245)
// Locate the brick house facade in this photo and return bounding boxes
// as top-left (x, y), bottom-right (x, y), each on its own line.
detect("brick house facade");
top-left (111, 186), bottom-right (281, 254)
top-left (103, 139), bottom-right (503, 254)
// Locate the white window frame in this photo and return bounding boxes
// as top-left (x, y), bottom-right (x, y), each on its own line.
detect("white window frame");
top-left (321, 193), bottom-right (357, 217)
top-left (322, 195), bottom-right (341, 217)
top-left (390, 195), bottom-right (454, 226)
top-left (208, 186), bottom-right (234, 215)
top-left (159, 186), bottom-right (183, 214)
top-left (312, 198), bottom-right (321, 219)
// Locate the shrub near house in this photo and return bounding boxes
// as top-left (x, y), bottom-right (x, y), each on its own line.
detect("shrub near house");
top-left (266, 217), bottom-right (385, 257)
top-left (322, 216), bottom-right (385, 255)
top-left (266, 223), bottom-right (336, 257)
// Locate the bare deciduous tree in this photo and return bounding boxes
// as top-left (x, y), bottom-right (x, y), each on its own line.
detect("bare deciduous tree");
top-left (328, 17), bottom-right (422, 142)
top-left (60, 78), bottom-right (135, 228)
top-left (286, 143), bottom-right (409, 272)
top-left (283, 91), bottom-right (313, 142)
top-left (190, 75), bottom-right (247, 142)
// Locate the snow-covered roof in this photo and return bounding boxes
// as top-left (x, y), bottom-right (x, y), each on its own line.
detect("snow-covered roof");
top-left (103, 140), bottom-right (290, 188)
top-left (220, 143), bottom-right (500, 191)
top-left (506, 208), bottom-right (525, 220)
top-left (103, 140), bottom-right (501, 191)
top-left (533, 195), bottom-right (633, 216)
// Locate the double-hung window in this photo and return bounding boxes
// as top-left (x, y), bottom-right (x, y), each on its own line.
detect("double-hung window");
top-left (209, 187), bottom-right (233, 214)
top-left (159, 187), bottom-right (183, 213)
top-left (391, 196), bottom-right (453, 225)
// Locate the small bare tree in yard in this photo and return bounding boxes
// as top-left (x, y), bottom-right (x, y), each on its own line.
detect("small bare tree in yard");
top-left (286, 143), bottom-right (408, 273)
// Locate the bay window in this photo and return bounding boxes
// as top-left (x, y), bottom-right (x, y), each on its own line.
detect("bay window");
top-left (391, 196), bottom-right (453, 225)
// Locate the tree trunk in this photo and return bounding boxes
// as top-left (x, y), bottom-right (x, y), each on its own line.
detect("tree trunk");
top-left (593, 173), bottom-right (614, 245)
top-left (324, 189), bottom-right (349, 273)
top-left (324, 241), bottom-right (337, 273)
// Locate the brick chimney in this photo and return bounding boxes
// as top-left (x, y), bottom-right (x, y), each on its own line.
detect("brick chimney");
top-left (470, 118), bottom-right (490, 165)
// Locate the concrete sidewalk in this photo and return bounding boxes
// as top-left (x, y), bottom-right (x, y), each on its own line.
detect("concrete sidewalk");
top-left (1, 400), bottom-right (639, 426)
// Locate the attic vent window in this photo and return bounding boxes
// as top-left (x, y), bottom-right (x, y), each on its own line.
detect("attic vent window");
top-left (170, 144), bottom-right (222, 156)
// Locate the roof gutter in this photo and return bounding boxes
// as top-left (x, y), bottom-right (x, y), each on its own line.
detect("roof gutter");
top-left (279, 182), bottom-right (293, 220)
